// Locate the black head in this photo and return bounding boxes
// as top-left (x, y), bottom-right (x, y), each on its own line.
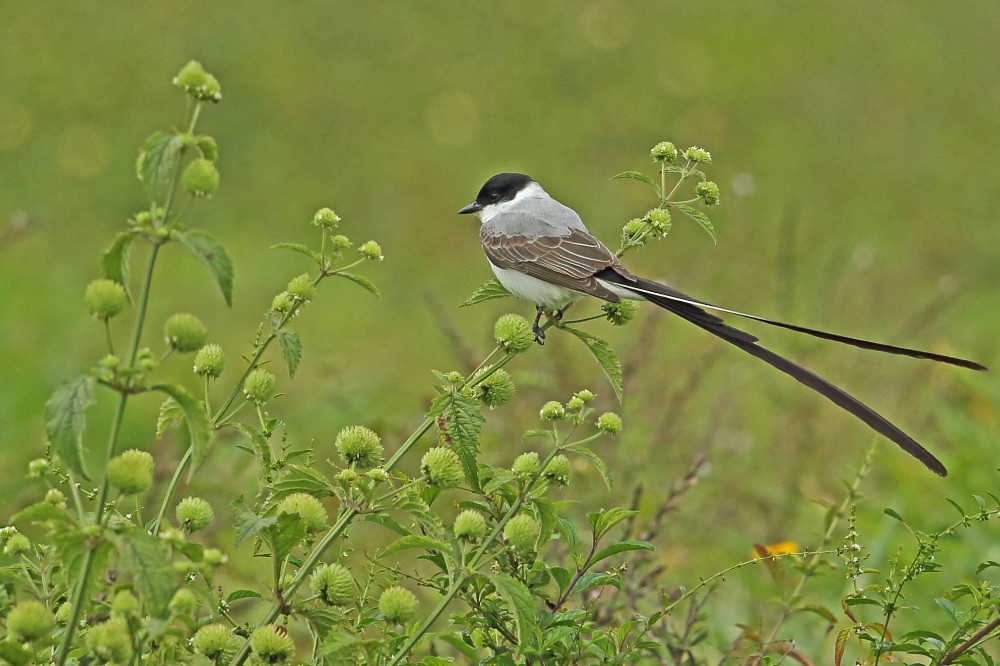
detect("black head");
top-left (458, 172), bottom-right (534, 214)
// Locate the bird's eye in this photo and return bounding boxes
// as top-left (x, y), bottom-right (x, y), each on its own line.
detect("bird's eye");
top-left (489, 192), bottom-right (501, 202)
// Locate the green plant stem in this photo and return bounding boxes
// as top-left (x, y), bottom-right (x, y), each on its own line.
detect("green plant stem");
top-left (150, 446), bottom-right (192, 536)
top-left (104, 319), bottom-right (114, 355)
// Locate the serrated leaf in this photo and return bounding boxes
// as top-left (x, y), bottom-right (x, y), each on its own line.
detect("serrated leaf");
top-left (379, 534), bottom-right (449, 559)
top-left (333, 271), bottom-right (381, 299)
top-left (156, 397), bottom-right (183, 438)
top-left (611, 170), bottom-right (661, 195)
top-left (265, 465), bottom-right (334, 512)
top-left (44, 375), bottom-right (96, 479)
top-left (317, 626), bottom-right (364, 663)
top-left (834, 626), bottom-right (850, 666)
top-left (235, 508), bottom-right (277, 547)
top-left (172, 228), bottom-right (234, 305)
top-left (136, 130), bottom-right (183, 194)
top-left (269, 513), bottom-right (308, 561)
top-left (429, 389), bottom-right (484, 490)
top-left (560, 326), bottom-right (623, 402)
top-left (398, 497), bottom-right (446, 540)
top-left (151, 383), bottom-right (211, 472)
top-left (588, 507), bottom-right (637, 539)
top-left (101, 230), bottom-right (140, 299)
top-left (488, 573), bottom-right (539, 652)
top-left (276, 328), bottom-right (302, 378)
top-left (10, 501), bottom-right (68, 524)
top-left (569, 445), bottom-right (614, 490)
top-left (532, 497), bottom-right (558, 549)
top-left (117, 531), bottom-right (175, 618)
top-left (226, 589), bottom-right (263, 603)
top-left (233, 423), bottom-right (273, 475)
top-left (592, 540), bottom-right (654, 565)
top-left (671, 202), bottom-right (717, 244)
top-left (460, 278), bottom-right (511, 307)
top-left (271, 242), bottom-right (321, 264)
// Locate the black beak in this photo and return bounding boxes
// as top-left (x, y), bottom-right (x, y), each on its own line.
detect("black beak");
top-left (458, 202), bottom-right (482, 215)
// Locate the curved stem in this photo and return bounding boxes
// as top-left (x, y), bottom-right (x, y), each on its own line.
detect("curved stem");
top-left (150, 446), bottom-right (193, 536)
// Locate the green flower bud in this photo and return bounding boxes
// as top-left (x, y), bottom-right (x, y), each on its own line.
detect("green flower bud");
top-left (196, 136), bottom-right (218, 161)
top-left (331, 234), bottom-right (351, 250)
top-left (358, 240), bottom-right (383, 261)
top-left (203, 548), bottom-right (226, 566)
top-left (503, 514), bottom-right (539, 552)
top-left (7, 600), bottom-right (53, 642)
top-left (312, 207), bottom-right (341, 230)
top-left (512, 451), bottom-right (541, 476)
top-left (494, 314), bottom-right (533, 353)
top-left (623, 218), bottom-right (646, 238)
top-left (137, 347), bottom-right (158, 372)
top-left (379, 586), bottom-right (417, 624)
top-left (420, 447), bottom-right (464, 488)
top-left (335, 468), bottom-right (359, 486)
top-left (539, 401), bottom-right (565, 421)
top-left (85, 279), bottom-right (128, 320)
top-left (158, 527), bottom-right (186, 546)
top-left (566, 396), bottom-right (585, 412)
top-left (696, 180), bottom-right (720, 206)
top-left (335, 425), bottom-right (384, 470)
top-left (602, 299), bottom-right (639, 326)
top-left (193, 343), bottom-right (225, 378)
top-left (54, 602), bottom-right (72, 625)
top-left (4, 533), bottom-right (31, 556)
top-left (169, 587), bottom-right (198, 615)
top-left (651, 141), bottom-right (678, 162)
top-left (286, 273), bottom-right (315, 302)
top-left (276, 492), bottom-right (328, 532)
top-left (575, 389), bottom-right (596, 403)
top-left (111, 590), bottom-right (139, 617)
top-left (473, 367), bottom-right (515, 409)
top-left (86, 619), bottom-right (131, 663)
top-left (367, 468), bottom-right (389, 483)
top-left (176, 496), bottom-right (214, 532)
top-left (182, 158), bottom-right (220, 197)
top-left (271, 291), bottom-right (295, 315)
top-left (683, 146), bottom-right (712, 164)
top-left (174, 61), bottom-right (209, 93)
top-left (107, 449), bottom-right (154, 494)
top-left (200, 74), bottom-right (222, 103)
top-left (193, 623), bottom-right (237, 660)
top-left (645, 208), bottom-right (671, 235)
top-left (453, 510), bottom-right (487, 542)
top-left (173, 560), bottom-right (198, 576)
top-left (164, 313), bottom-right (207, 353)
top-left (243, 368), bottom-right (277, 405)
top-left (45, 488), bottom-right (66, 506)
top-left (250, 625), bottom-right (295, 663)
top-left (543, 454), bottom-right (572, 486)
top-left (310, 563), bottom-right (355, 606)
top-left (27, 458), bottom-right (50, 478)
top-left (597, 411), bottom-right (623, 435)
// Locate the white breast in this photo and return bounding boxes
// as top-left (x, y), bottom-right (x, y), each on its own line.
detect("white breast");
top-left (490, 262), bottom-right (579, 310)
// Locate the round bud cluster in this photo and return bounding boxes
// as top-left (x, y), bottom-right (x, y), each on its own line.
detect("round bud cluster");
top-left (367, 468), bottom-right (389, 483)
top-left (576, 389), bottom-right (596, 403)
top-left (169, 588), bottom-right (198, 615)
top-left (650, 141), bottom-right (678, 163)
top-left (358, 240), bottom-right (383, 261)
top-left (164, 313), bottom-right (207, 353)
top-left (335, 468), bottom-right (360, 486)
top-left (310, 563), bottom-right (355, 606)
top-left (271, 291), bottom-right (295, 315)
top-left (543, 454), bottom-right (572, 486)
top-left (27, 458), bottom-right (50, 478)
top-left (696, 180), bottom-right (720, 206)
top-left (472, 367), bottom-right (515, 409)
top-left (203, 548), bottom-right (226, 566)
top-left (182, 158), bottom-right (220, 197)
top-left (602, 300), bottom-right (639, 326)
top-left (243, 368), bottom-right (277, 405)
top-left (4, 533), bottom-right (31, 556)
top-left (539, 401), bottom-right (565, 421)
top-left (421, 447), bottom-right (464, 488)
top-left (107, 449), bottom-right (154, 494)
top-left (453, 509), bottom-right (487, 542)
top-left (250, 625), bottom-right (295, 663)
top-left (503, 514), bottom-right (539, 552)
top-left (683, 146), bottom-right (712, 164)
top-left (85, 619), bottom-right (131, 663)
top-left (597, 412), bottom-right (623, 435)
top-left (286, 274), bottom-right (315, 302)
top-left (494, 314), bottom-right (534, 353)
top-left (176, 497), bottom-right (214, 532)
top-left (512, 451), bottom-right (541, 476)
top-left (173, 60), bottom-right (222, 102)
top-left (193, 623), bottom-right (238, 660)
top-left (645, 208), bottom-right (672, 236)
top-left (136, 347), bottom-right (158, 373)
top-left (193, 343), bottom-right (225, 378)
top-left (276, 492), bottom-right (328, 532)
top-left (196, 136), bottom-right (218, 161)
top-left (379, 586), bottom-right (418, 624)
top-left (312, 207), bottom-right (341, 230)
top-left (111, 590), bottom-right (139, 617)
top-left (335, 425), bottom-right (384, 469)
top-left (85, 279), bottom-right (128, 320)
top-left (7, 600), bottom-right (53, 641)
top-left (45, 489), bottom-right (66, 506)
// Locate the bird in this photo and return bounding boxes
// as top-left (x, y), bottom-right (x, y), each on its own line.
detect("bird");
top-left (458, 172), bottom-right (987, 477)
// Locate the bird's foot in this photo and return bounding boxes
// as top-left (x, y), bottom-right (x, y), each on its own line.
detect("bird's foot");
top-left (532, 323), bottom-right (546, 345)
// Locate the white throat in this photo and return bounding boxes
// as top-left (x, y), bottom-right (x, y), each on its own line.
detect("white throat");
top-left (479, 181), bottom-right (547, 223)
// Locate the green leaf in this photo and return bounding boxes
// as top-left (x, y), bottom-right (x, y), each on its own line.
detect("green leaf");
top-left (10, 501), bottom-right (68, 524)
top-left (172, 228), bottom-right (234, 305)
top-left (488, 573), bottom-right (539, 652)
top-left (429, 388), bottom-right (484, 490)
top-left (226, 589), bottom-right (262, 603)
top-left (834, 625), bottom-right (850, 666)
top-left (611, 170), bottom-right (661, 195)
top-left (569, 445), bottom-right (613, 490)
top-left (792, 603), bottom-right (838, 627)
top-left (379, 534), bottom-right (449, 559)
top-left (116, 531), bottom-right (175, 618)
top-left (234, 507), bottom-right (277, 547)
top-left (437, 634), bottom-right (479, 662)
top-left (551, 566), bottom-right (572, 593)
top-left (460, 278), bottom-right (511, 307)
top-left (570, 571), bottom-right (620, 594)
top-left (316, 626), bottom-right (364, 664)
top-left (269, 513), bottom-right (307, 561)
top-left (233, 423), bottom-right (273, 476)
top-left (560, 326), bottom-right (623, 402)
top-left (156, 397), bottom-right (183, 438)
top-left (670, 202), bottom-right (717, 244)
top-left (136, 130), bottom-right (183, 194)
top-left (150, 383), bottom-right (211, 472)
top-left (333, 271), bottom-right (381, 299)
top-left (271, 242), bottom-right (321, 264)
top-left (101, 230), bottom-right (140, 298)
top-left (276, 328), bottom-right (302, 378)
top-left (44, 375), bottom-right (96, 479)
top-left (265, 465), bottom-right (334, 511)
top-left (588, 507), bottom-right (637, 539)
top-left (883, 507), bottom-right (905, 523)
top-left (591, 540), bottom-right (653, 564)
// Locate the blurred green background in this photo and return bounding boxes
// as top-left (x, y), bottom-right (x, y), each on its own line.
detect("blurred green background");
top-left (2, 1), bottom-right (998, 658)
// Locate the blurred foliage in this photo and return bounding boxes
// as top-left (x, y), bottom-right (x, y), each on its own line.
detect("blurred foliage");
top-left (1, 2), bottom-right (998, 660)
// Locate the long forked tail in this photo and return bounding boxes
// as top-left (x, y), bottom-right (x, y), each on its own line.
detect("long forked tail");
top-left (594, 272), bottom-right (990, 477)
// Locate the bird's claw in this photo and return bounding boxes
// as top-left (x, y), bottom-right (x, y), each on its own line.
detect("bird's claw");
top-left (533, 324), bottom-right (546, 345)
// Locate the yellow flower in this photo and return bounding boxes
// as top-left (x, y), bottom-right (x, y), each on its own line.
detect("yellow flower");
top-left (753, 541), bottom-right (799, 559)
